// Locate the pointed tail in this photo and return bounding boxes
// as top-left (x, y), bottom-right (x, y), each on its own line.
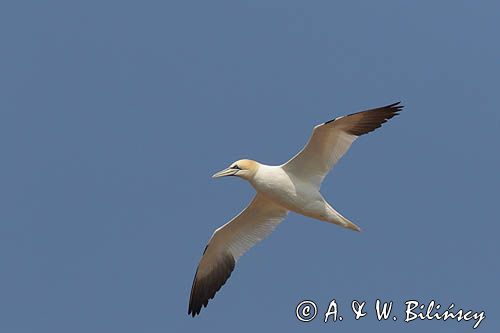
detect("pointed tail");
top-left (327, 205), bottom-right (362, 232)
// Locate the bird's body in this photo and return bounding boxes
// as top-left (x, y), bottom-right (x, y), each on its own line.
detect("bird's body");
top-left (188, 102), bottom-right (404, 316)
top-left (251, 164), bottom-right (353, 228)
top-left (252, 164), bottom-right (304, 212)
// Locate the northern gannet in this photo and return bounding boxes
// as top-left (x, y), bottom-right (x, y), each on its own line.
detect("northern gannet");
top-left (188, 102), bottom-right (403, 316)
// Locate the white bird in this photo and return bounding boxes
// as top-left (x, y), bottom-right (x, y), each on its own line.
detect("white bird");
top-left (188, 102), bottom-right (403, 316)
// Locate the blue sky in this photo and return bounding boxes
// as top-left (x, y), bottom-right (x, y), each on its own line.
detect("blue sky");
top-left (1, 1), bottom-right (499, 332)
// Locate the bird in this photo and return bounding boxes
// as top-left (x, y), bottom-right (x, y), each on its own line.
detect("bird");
top-left (188, 102), bottom-right (404, 317)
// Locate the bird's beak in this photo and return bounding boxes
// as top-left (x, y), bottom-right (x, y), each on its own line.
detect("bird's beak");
top-left (212, 167), bottom-right (238, 178)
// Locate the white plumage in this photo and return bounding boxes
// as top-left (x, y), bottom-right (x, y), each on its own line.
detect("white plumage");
top-left (189, 102), bottom-right (403, 316)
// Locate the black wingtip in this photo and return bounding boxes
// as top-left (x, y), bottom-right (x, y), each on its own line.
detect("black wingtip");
top-left (324, 117), bottom-right (337, 125)
top-left (339, 101), bottom-right (404, 136)
top-left (188, 308), bottom-right (198, 317)
top-left (387, 101), bottom-right (401, 107)
top-left (188, 252), bottom-right (236, 318)
top-left (385, 101), bottom-right (404, 111)
top-left (324, 101), bottom-right (404, 126)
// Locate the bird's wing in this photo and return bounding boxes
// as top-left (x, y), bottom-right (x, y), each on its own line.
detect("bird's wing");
top-left (188, 193), bottom-right (288, 317)
top-left (282, 102), bottom-right (403, 187)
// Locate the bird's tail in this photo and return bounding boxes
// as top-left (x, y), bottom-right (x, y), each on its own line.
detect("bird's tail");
top-left (326, 205), bottom-right (362, 232)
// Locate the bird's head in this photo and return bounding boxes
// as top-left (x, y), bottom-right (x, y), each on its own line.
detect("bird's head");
top-left (212, 159), bottom-right (259, 181)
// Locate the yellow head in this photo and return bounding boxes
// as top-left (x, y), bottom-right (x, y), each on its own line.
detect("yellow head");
top-left (212, 159), bottom-right (259, 181)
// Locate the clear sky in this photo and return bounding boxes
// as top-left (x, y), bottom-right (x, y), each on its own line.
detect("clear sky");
top-left (1, 1), bottom-right (499, 332)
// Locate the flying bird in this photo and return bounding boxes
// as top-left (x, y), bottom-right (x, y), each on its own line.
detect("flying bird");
top-left (188, 102), bottom-right (403, 316)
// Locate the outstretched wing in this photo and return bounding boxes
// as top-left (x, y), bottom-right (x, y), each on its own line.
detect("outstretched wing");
top-left (283, 102), bottom-right (403, 187)
top-left (188, 194), bottom-right (288, 317)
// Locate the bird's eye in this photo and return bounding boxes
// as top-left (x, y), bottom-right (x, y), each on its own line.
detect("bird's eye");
top-left (231, 165), bottom-right (241, 170)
